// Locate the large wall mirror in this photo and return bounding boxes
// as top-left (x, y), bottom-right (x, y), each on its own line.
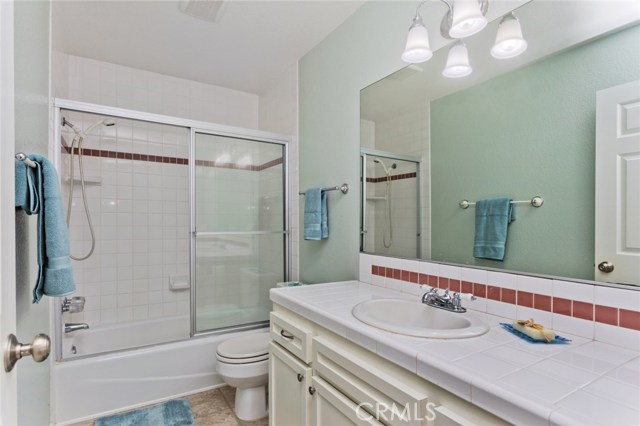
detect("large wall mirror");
top-left (360, 1), bottom-right (640, 286)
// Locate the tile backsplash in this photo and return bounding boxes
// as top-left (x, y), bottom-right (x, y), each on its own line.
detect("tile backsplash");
top-left (360, 253), bottom-right (640, 351)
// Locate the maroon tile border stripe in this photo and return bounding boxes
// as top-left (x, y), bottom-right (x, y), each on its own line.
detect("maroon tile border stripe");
top-left (61, 145), bottom-right (283, 172)
top-left (371, 264), bottom-right (640, 331)
top-left (366, 172), bottom-right (417, 183)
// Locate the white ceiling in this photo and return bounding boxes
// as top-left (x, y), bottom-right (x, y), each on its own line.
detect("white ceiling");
top-left (52, 0), bottom-right (366, 94)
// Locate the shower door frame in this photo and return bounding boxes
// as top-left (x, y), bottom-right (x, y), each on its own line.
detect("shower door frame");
top-left (360, 148), bottom-right (421, 258)
top-left (52, 98), bottom-right (290, 360)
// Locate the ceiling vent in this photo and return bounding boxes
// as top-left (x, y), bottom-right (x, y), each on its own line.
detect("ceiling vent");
top-left (178, 0), bottom-right (225, 23)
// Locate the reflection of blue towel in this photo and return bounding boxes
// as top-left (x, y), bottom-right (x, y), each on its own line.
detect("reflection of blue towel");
top-left (15, 154), bottom-right (76, 303)
top-left (303, 188), bottom-right (329, 240)
top-left (473, 197), bottom-right (515, 261)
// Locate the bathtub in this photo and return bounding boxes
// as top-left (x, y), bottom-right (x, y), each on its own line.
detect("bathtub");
top-left (54, 316), bottom-right (268, 424)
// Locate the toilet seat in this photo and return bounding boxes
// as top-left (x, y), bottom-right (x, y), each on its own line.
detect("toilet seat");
top-left (216, 332), bottom-right (270, 364)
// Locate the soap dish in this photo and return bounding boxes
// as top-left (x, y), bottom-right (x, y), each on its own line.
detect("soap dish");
top-left (500, 323), bottom-right (571, 344)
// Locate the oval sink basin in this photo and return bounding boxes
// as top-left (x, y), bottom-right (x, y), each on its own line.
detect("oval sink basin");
top-left (352, 298), bottom-right (489, 339)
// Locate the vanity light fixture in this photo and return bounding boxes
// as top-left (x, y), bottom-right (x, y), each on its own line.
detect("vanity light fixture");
top-left (442, 40), bottom-right (472, 78)
top-left (490, 12), bottom-right (528, 59)
top-left (401, 0), bottom-right (527, 77)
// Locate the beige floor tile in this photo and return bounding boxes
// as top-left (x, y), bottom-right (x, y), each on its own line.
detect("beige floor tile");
top-left (196, 408), bottom-right (240, 426)
top-left (220, 386), bottom-right (236, 408)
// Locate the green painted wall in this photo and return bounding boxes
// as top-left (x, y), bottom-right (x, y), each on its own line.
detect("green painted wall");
top-left (431, 25), bottom-right (640, 280)
top-left (298, 2), bottom-right (414, 283)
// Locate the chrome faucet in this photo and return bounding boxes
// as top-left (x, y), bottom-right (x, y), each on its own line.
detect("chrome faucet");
top-left (64, 323), bottom-right (89, 333)
top-left (421, 288), bottom-right (474, 313)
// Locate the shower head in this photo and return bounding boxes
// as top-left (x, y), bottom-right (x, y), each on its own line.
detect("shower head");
top-left (80, 118), bottom-right (117, 137)
top-left (374, 158), bottom-right (397, 175)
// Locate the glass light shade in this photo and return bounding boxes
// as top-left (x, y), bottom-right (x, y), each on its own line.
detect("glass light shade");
top-left (491, 14), bottom-right (528, 59)
top-left (401, 16), bottom-right (433, 63)
top-left (442, 41), bottom-right (472, 78)
top-left (449, 0), bottom-right (487, 39)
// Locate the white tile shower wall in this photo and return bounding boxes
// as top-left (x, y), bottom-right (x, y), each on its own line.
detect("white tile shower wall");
top-left (53, 52), bottom-right (259, 129)
top-left (61, 117), bottom-right (190, 326)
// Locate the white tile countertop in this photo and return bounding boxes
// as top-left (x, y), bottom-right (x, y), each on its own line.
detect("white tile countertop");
top-left (270, 281), bottom-right (640, 426)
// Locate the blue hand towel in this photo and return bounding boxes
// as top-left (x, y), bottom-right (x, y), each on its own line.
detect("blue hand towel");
top-left (303, 187), bottom-right (329, 240)
top-left (473, 197), bottom-right (515, 261)
top-left (15, 154), bottom-right (76, 303)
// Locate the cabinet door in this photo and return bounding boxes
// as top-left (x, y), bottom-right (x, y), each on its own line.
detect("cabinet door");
top-left (310, 376), bottom-right (385, 426)
top-left (269, 342), bottom-right (312, 426)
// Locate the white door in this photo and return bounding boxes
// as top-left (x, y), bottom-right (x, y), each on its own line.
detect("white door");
top-left (2, 1), bottom-right (53, 424)
top-left (595, 80), bottom-right (640, 285)
top-left (1, 1), bottom-right (19, 423)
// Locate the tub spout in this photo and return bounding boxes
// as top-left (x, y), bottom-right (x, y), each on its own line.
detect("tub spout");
top-left (65, 323), bottom-right (89, 333)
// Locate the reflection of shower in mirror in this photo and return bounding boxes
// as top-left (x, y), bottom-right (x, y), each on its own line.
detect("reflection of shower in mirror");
top-left (374, 158), bottom-right (396, 248)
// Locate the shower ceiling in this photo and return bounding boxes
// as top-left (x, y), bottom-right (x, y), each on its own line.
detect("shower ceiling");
top-left (52, 0), bottom-right (365, 94)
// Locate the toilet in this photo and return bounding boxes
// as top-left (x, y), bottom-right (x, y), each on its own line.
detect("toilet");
top-left (216, 331), bottom-right (271, 421)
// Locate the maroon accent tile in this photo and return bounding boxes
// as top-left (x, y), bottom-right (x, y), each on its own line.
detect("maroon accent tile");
top-left (517, 291), bottom-right (534, 308)
top-left (461, 281), bottom-right (473, 294)
top-left (595, 305), bottom-right (618, 326)
top-left (553, 297), bottom-right (572, 316)
top-left (428, 275), bottom-right (438, 287)
top-left (371, 265), bottom-right (378, 276)
top-left (473, 283), bottom-right (486, 298)
top-left (573, 301), bottom-right (593, 321)
top-left (401, 270), bottom-right (410, 282)
top-left (619, 309), bottom-right (640, 331)
top-left (383, 268), bottom-right (391, 278)
top-left (409, 272), bottom-right (418, 284)
top-left (487, 286), bottom-right (501, 301)
top-left (534, 294), bottom-right (552, 312)
top-left (449, 279), bottom-right (461, 293)
top-left (418, 274), bottom-right (429, 285)
top-left (438, 277), bottom-right (449, 289)
top-left (502, 288), bottom-right (516, 304)
top-left (393, 269), bottom-right (401, 280)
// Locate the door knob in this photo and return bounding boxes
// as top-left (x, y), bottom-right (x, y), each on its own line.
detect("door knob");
top-left (598, 261), bottom-right (614, 273)
top-left (4, 333), bottom-right (51, 372)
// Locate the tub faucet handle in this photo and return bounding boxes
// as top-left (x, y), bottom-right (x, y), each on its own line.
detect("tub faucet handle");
top-left (62, 296), bottom-right (85, 314)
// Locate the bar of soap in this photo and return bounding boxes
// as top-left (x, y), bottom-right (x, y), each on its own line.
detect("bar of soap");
top-left (513, 319), bottom-right (556, 343)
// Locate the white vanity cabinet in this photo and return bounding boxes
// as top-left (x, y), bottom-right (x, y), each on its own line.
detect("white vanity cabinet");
top-left (270, 305), bottom-right (509, 426)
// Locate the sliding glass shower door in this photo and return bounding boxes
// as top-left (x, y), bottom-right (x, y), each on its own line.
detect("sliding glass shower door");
top-left (192, 131), bottom-right (287, 334)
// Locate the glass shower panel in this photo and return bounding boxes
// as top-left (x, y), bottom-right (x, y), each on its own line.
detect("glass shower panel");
top-left (193, 132), bottom-right (285, 333)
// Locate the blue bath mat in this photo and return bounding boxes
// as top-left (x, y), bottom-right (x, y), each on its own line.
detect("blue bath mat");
top-left (95, 399), bottom-right (195, 426)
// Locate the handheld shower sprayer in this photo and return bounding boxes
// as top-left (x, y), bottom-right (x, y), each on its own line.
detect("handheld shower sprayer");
top-left (63, 116), bottom-right (117, 261)
top-left (374, 158), bottom-right (397, 176)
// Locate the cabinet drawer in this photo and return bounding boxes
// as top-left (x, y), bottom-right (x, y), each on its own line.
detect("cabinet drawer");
top-left (270, 311), bottom-right (313, 363)
top-left (313, 336), bottom-right (430, 426)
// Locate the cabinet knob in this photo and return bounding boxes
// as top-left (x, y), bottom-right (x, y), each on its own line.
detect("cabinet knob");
top-left (308, 386), bottom-right (316, 395)
top-left (297, 373), bottom-right (304, 382)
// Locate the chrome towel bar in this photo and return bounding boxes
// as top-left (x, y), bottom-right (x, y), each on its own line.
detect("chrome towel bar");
top-left (299, 183), bottom-right (349, 195)
top-left (15, 152), bottom-right (36, 168)
top-left (459, 196), bottom-right (543, 209)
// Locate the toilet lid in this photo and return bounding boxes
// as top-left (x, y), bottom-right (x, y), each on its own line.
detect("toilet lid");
top-left (216, 332), bottom-right (270, 359)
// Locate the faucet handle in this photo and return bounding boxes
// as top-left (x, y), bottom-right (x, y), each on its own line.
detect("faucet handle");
top-left (62, 296), bottom-right (86, 314)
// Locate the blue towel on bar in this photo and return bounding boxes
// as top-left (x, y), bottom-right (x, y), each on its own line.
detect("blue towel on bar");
top-left (473, 197), bottom-right (515, 261)
top-left (15, 154), bottom-right (76, 303)
top-left (303, 187), bottom-right (329, 240)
